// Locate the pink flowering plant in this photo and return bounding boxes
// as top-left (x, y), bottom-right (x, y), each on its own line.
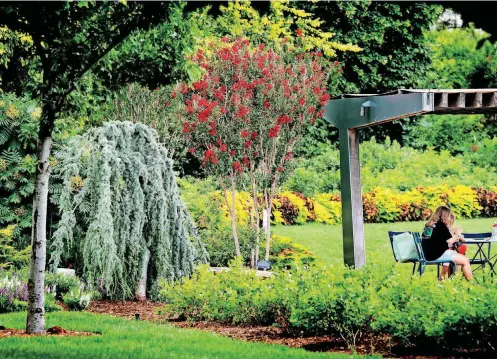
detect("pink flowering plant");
top-left (175, 37), bottom-right (334, 265)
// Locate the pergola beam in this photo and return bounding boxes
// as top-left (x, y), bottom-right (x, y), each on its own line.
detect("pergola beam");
top-left (324, 88), bottom-right (497, 269)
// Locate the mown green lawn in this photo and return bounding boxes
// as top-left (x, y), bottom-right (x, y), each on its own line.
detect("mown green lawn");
top-left (273, 218), bottom-right (496, 276)
top-left (0, 312), bottom-right (372, 359)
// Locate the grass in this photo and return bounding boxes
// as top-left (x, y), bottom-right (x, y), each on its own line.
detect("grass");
top-left (0, 312), bottom-right (372, 359)
top-left (273, 218), bottom-right (497, 276)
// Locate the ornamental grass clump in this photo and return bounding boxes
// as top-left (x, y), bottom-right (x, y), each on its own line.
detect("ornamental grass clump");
top-left (171, 37), bottom-right (335, 266)
top-left (51, 121), bottom-right (208, 300)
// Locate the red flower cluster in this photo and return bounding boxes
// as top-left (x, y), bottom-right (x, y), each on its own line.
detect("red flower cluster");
top-left (269, 125), bottom-right (280, 138)
top-left (233, 161), bottom-right (243, 173)
top-left (193, 79), bottom-right (208, 91)
top-left (182, 122), bottom-right (191, 134)
top-left (236, 105), bottom-right (250, 118)
top-left (277, 114), bottom-right (291, 125)
top-left (203, 148), bottom-right (218, 165)
top-left (208, 121), bottom-right (217, 136)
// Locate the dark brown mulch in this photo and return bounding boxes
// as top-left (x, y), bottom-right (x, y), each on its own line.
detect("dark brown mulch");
top-left (86, 300), bottom-right (486, 358)
top-left (87, 299), bottom-right (164, 321)
top-left (0, 325), bottom-right (96, 337)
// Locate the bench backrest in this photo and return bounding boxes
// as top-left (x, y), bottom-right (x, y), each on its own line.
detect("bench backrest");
top-left (388, 231), bottom-right (419, 263)
top-left (412, 232), bottom-right (426, 261)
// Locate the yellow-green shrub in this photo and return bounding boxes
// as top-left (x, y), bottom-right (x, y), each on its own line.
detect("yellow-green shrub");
top-left (314, 193), bottom-right (342, 224)
top-left (187, 185), bottom-right (495, 229)
top-left (268, 234), bottom-right (317, 270)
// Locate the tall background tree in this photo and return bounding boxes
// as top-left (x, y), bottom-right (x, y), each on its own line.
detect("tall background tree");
top-left (0, 1), bottom-right (175, 334)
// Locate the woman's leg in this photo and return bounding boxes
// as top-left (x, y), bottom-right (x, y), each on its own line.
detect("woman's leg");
top-left (451, 253), bottom-right (473, 281)
top-left (440, 265), bottom-right (450, 280)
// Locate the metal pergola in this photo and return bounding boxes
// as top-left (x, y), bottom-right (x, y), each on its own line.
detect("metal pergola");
top-left (324, 89), bottom-right (497, 268)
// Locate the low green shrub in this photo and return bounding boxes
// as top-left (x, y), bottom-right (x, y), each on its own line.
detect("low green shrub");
top-left (269, 235), bottom-right (317, 270)
top-left (45, 272), bottom-right (82, 300)
top-left (63, 286), bottom-right (92, 311)
top-left (159, 261), bottom-right (497, 351)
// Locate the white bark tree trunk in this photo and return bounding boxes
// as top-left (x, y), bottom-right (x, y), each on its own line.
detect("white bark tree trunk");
top-left (136, 248), bottom-right (150, 301)
top-left (264, 207), bottom-right (271, 261)
top-left (26, 136), bottom-right (52, 334)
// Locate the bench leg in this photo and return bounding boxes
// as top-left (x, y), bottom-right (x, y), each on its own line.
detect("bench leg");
top-left (419, 263), bottom-right (425, 275)
top-left (412, 262), bottom-right (417, 275)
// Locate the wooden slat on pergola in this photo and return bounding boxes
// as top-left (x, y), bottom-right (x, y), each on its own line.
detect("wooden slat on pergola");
top-left (323, 89), bottom-right (497, 269)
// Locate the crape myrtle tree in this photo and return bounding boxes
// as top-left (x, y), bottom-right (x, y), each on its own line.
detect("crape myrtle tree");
top-left (0, 1), bottom-right (172, 334)
top-left (174, 38), bottom-right (333, 265)
top-left (51, 121), bottom-right (208, 301)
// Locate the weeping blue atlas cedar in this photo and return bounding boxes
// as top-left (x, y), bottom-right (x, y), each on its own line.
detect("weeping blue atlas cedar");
top-left (50, 121), bottom-right (208, 300)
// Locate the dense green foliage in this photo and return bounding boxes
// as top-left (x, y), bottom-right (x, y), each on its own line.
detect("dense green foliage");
top-left (160, 260), bottom-right (497, 351)
top-left (0, 226), bottom-right (30, 270)
top-left (305, 1), bottom-right (443, 93)
top-left (0, 312), bottom-right (360, 359)
top-left (0, 94), bottom-right (38, 243)
top-left (285, 138), bottom-right (497, 195)
top-left (424, 25), bottom-right (497, 89)
top-left (51, 122), bottom-right (207, 299)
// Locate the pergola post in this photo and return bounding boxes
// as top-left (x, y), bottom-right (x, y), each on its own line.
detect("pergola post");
top-left (339, 128), bottom-right (365, 268)
top-left (324, 89), bottom-right (497, 269)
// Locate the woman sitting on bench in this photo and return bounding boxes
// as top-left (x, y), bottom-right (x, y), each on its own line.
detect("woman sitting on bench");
top-left (422, 206), bottom-right (473, 281)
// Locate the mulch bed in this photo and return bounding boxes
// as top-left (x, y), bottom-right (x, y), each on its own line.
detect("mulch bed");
top-left (0, 325), bottom-right (96, 337)
top-left (85, 300), bottom-right (484, 358)
top-left (87, 299), bottom-right (163, 321)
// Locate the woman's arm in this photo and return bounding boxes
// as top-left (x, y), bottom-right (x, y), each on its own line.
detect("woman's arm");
top-left (447, 236), bottom-right (460, 245)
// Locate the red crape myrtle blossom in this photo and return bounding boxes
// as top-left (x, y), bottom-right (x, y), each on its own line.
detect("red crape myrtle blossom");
top-left (171, 37), bottom-right (334, 261)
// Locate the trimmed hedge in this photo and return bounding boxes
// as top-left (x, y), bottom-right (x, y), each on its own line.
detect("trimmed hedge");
top-left (196, 185), bottom-right (497, 226)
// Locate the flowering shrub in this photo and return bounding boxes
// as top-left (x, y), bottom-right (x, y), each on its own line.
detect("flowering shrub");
top-left (0, 271), bottom-right (28, 313)
top-left (0, 272), bottom-right (60, 313)
top-left (172, 37), bottom-right (333, 263)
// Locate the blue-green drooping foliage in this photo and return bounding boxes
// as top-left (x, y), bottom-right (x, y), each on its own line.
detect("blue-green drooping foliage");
top-left (51, 121), bottom-right (208, 299)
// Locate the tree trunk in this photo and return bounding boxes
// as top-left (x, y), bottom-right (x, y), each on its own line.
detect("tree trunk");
top-left (230, 193), bottom-right (241, 257)
top-left (264, 192), bottom-right (272, 261)
top-left (26, 135), bottom-right (52, 334)
top-left (136, 248), bottom-right (150, 301)
top-left (250, 205), bottom-right (255, 269)
top-left (229, 177), bottom-right (241, 257)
